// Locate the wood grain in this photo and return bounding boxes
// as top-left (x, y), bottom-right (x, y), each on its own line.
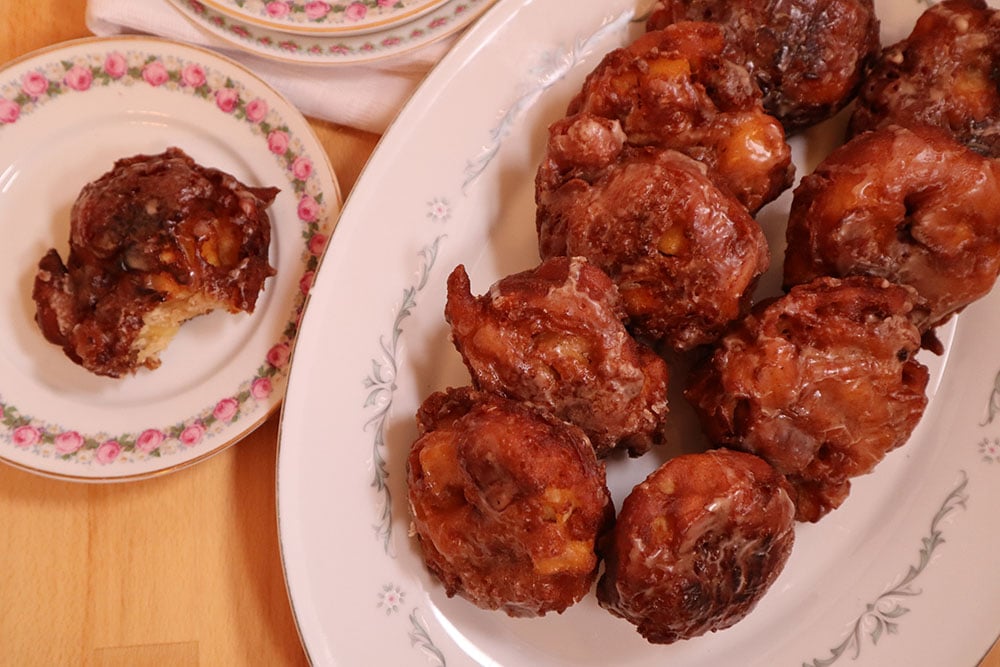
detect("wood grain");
top-left (0, 2), bottom-right (997, 667)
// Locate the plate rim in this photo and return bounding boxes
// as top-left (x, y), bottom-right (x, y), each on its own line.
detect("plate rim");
top-left (168, 0), bottom-right (498, 66)
top-left (197, 0), bottom-right (454, 37)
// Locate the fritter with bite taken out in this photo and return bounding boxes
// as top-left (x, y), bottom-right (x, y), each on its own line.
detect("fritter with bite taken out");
top-left (33, 147), bottom-right (278, 378)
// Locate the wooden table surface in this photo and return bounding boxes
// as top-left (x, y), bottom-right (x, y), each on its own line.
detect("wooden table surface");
top-left (1, 3), bottom-right (998, 667)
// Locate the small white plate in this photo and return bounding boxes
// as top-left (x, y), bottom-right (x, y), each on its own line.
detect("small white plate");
top-left (0, 36), bottom-right (340, 482)
top-left (170, 0), bottom-right (497, 65)
top-left (200, 0), bottom-right (452, 37)
top-left (277, 0), bottom-right (1000, 664)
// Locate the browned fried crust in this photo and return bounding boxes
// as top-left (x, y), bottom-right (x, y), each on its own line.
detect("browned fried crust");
top-left (568, 21), bottom-right (793, 213)
top-left (536, 130), bottom-right (770, 351)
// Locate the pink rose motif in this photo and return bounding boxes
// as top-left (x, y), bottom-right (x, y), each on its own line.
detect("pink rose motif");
top-left (308, 232), bottom-right (327, 256)
top-left (268, 130), bottom-right (290, 155)
top-left (231, 25), bottom-right (251, 39)
top-left (304, 1), bottom-right (330, 19)
top-left (96, 440), bottom-right (122, 464)
top-left (377, 0), bottom-right (393, 6)
top-left (213, 398), bottom-right (239, 423)
top-left (180, 423), bottom-right (206, 447)
top-left (63, 65), bottom-right (93, 91)
top-left (266, 1), bottom-right (291, 17)
top-left (21, 71), bottom-right (49, 98)
top-left (345, 2), bottom-right (368, 20)
top-left (142, 61), bottom-right (170, 87)
top-left (299, 270), bottom-right (315, 295)
top-left (181, 63), bottom-right (206, 88)
top-left (0, 99), bottom-right (20, 124)
top-left (381, 36), bottom-right (402, 48)
top-left (54, 431), bottom-right (84, 455)
top-left (267, 342), bottom-right (291, 369)
top-left (246, 98), bottom-right (268, 123)
top-left (297, 194), bottom-right (320, 222)
top-left (279, 41), bottom-right (299, 52)
top-left (216, 87), bottom-right (239, 113)
top-left (251, 377), bottom-right (273, 400)
top-left (135, 429), bottom-right (164, 453)
top-left (104, 52), bottom-right (127, 78)
top-left (291, 155), bottom-right (313, 181)
top-left (12, 425), bottom-right (41, 448)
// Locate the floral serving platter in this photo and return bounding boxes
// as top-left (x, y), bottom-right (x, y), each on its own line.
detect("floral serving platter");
top-left (200, 0), bottom-right (452, 37)
top-left (169, 0), bottom-right (497, 66)
top-left (0, 36), bottom-right (340, 482)
top-left (277, 0), bottom-right (1000, 664)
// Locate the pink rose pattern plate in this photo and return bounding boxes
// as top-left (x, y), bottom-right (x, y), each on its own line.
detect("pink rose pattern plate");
top-left (0, 37), bottom-right (340, 481)
top-left (170, 0), bottom-right (496, 65)
top-left (202, 0), bottom-right (452, 36)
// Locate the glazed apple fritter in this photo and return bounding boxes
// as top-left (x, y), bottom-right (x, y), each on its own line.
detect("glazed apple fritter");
top-left (407, 386), bottom-right (614, 617)
top-left (33, 147), bottom-right (277, 377)
top-left (445, 257), bottom-right (669, 458)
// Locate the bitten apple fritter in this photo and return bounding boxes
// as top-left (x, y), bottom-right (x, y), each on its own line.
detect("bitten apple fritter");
top-left (33, 147), bottom-right (277, 377)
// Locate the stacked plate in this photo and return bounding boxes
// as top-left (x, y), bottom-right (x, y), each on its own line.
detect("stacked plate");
top-left (168, 0), bottom-right (498, 65)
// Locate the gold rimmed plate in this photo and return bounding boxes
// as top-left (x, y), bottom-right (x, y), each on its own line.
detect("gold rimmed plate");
top-left (0, 36), bottom-right (340, 482)
top-left (169, 0), bottom-right (498, 66)
top-left (200, 0), bottom-right (452, 36)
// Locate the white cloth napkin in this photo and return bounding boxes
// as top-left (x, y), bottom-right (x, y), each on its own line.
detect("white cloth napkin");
top-left (85, 0), bottom-right (456, 134)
